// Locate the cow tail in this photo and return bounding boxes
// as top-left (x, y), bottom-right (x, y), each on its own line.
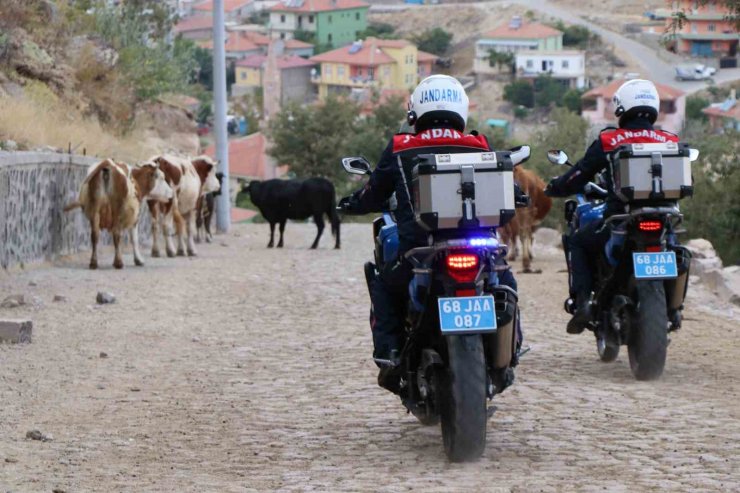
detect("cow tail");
top-left (63, 201), bottom-right (81, 212)
top-left (329, 195), bottom-right (340, 239)
top-left (102, 167), bottom-right (111, 195)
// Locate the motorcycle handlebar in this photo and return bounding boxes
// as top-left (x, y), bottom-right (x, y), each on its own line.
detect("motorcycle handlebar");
top-left (584, 182), bottom-right (608, 197)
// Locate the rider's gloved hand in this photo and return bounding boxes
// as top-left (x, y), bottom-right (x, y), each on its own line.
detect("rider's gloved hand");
top-left (544, 179), bottom-right (559, 197)
top-left (338, 195), bottom-right (361, 213)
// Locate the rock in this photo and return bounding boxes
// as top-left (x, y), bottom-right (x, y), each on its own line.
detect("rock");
top-left (692, 257), bottom-right (723, 277)
top-left (5, 457), bottom-right (18, 463)
top-left (53, 295), bottom-right (67, 302)
top-left (28, 281), bottom-right (37, 287)
top-left (702, 268), bottom-right (740, 306)
top-left (686, 239), bottom-right (718, 260)
top-left (0, 320), bottom-right (32, 343)
top-left (99, 351), bottom-right (108, 358)
top-left (1, 140), bottom-right (18, 151)
top-left (25, 430), bottom-right (52, 442)
top-left (1, 294), bottom-right (25, 308)
top-left (96, 292), bottom-right (115, 304)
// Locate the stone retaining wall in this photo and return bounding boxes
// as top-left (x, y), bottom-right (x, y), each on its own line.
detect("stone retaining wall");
top-left (0, 152), bottom-right (151, 270)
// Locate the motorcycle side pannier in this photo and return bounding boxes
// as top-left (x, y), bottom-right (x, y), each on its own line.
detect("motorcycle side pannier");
top-left (413, 152), bottom-right (515, 231)
top-left (612, 142), bottom-right (693, 202)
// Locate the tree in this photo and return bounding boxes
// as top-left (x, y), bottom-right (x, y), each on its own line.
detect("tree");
top-left (293, 29), bottom-right (316, 44)
top-left (411, 27), bottom-right (453, 56)
top-left (562, 89), bottom-right (583, 113)
top-left (358, 22), bottom-right (396, 40)
top-left (503, 80), bottom-right (534, 108)
top-left (685, 95), bottom-right (709, 122)
top-left (487, 50), bottom-right (514, 71)
top-left (534, 75), bottom-right (568, 108)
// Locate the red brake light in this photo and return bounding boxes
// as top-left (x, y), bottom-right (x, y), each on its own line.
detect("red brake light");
top-left (638, 220), bottom-right (662, 232)
top-left (447, 253), bottom-right (479, 271)
top-left (446, 253), bottom-right (479, 284)
top-left (645, 245), bottom-right (662, 252)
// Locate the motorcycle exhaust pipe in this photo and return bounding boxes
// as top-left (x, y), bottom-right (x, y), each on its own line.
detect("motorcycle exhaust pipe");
top-left (665, 246), bottom-right (691, 311)
top-left (485, 286), bottom-right (518, 369)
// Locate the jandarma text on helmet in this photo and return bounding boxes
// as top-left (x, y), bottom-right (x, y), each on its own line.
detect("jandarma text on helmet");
top-left (418, 88), bottom-right (463, 104)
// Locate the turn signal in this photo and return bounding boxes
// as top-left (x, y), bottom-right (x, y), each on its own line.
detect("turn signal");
top-left (638, 220), bottom-right (662, 232)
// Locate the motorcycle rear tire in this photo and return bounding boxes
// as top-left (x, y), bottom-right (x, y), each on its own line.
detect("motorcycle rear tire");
top-left (628, 280), bottom-right (668, 380)
top-left (435, 335), bottom-right (487, 462)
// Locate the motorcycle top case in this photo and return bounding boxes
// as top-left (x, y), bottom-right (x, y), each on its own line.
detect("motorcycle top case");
top-left (612, 142), bottom-right (693, 202)
top-left (412, 152), bottom-right (515, 231)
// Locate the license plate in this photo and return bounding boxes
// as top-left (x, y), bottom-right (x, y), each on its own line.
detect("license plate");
top-left (633, 251), bottom-right (678, 279)
top-left (438, 295), bottom-right (497, 334)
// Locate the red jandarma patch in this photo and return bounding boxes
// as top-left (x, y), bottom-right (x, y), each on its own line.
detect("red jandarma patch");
top-left (600, 128), bottom-right (679, 153)
top-left (392, 129), bottom-right (490, 153)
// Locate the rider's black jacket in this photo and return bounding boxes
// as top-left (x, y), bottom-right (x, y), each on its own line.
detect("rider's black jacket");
top-left (547, 117), bottom-right (679, 216)
top-left (346, 127), bottom-right (501, 252)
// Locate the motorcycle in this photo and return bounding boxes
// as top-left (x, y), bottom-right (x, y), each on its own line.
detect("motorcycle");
top-left (339, 146), bottom-right (531, 462)
top-left (547, 142), bottom-right (700, 380)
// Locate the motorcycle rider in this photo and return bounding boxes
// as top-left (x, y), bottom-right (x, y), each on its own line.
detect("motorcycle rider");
top-left (339, 75), bottom-right (522, 389)
top-left (545, 79), bottom-right (679, 334)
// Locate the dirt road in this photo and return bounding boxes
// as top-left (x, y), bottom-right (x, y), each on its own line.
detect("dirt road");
top-left (1, 223), bottom-right (739, 492)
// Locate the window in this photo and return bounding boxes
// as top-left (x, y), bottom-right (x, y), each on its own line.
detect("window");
top-left (328, 33), bottom-right (333, 43)
top-left (367, 67), bottom-right (374, 80)
top-left (384, 66), bottom-right (391, 77)
top-left (280, 32), bottom-right (285, 39)
top-left (356, 12), bottom-right (360, 20)
top-left (526, 59), bottom-right (533, 68)
top-left (325, 64), bottom-right (333, 76)
top-left (328, 15), bottom-right (332, 23)
top-left (562, 60), bottom-right (569, 69)
top-left (309, 15), bottom-right (314, 23)
top-left (241, 71), bottom-right (246, 80)
top-left (280, 14), bottom-right (285, 22)
top-left (708, 23), bottom-right (716, 32)
top-left (337, 66), bottom-right (345, 77)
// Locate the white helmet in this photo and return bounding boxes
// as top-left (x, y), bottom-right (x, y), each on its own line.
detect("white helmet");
top-left (407, 75), bottom-right (469, 132)
top-left (612, 79), bottom-right (660, 126)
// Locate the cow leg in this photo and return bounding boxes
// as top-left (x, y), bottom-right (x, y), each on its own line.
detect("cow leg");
top-left (521, 230), bottom-right (541, 274)
top-left (277, 219), bottom-right (286, 248)
top-left (150, 207), bottom-right (161, 258)
top-left (131, 226), bottom-right (144, 266)
top-left (195, 202), bottom-right (203, 244)
top-left (174, 209), bottom-right (187, 257)
top-left (186, 212), bottom-right (197, 256)
top-left (204, 204), bottom-right (213, 243)
top-left (267, 222), bottom-right (275, 248)
top-left (112, 230), bottom-right (124, 269)
top-left (89, 214), bottom-right (100, 270)
top-left (310, 214), bottom-right (324, 249)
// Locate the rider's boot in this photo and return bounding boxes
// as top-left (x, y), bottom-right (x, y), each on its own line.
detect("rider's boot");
top-left (375, 349), bottom-right (401, 394)
top-left (567, 293), bottom-right (592, 334)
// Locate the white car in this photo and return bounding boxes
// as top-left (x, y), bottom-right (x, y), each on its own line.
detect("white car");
top-left (675, 64), bottom-right (717, 81)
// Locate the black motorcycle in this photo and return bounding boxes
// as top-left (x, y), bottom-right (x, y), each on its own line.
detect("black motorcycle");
top-left (339, 146), bottom-right (530, 461)
top-left (547, 143), bottom-right (699, 380)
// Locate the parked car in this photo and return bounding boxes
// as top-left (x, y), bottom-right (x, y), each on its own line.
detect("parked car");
top-left (675, 64), bottom-right (717, 81)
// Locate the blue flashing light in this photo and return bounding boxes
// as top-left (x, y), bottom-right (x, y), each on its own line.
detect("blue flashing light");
top-left (468, 237), bottom-right (498, 247)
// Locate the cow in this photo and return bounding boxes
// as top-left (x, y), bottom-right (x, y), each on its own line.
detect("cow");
top-left (241, 178), bottom-right (340, 249)
top-left (147, 155), bottom-right (220, 257)
top-left (195, 171), bottom-right (224, 243)
top-left (64, 159), bottom-right (173, 269)
top-left (500, 166), bottom-right (552, 273)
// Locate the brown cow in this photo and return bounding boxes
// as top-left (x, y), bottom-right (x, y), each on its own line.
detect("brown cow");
top-left (65, 159), bottom-right (173, 269)
top-left (148, 155), bottom-right (220, 257)
top-left (500, 166), bottom-right (552, 273)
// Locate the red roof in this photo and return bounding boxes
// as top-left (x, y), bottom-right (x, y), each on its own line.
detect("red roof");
top-left (194, 0), bottom-right (254, 12)
top-left (284, 38), bottom-right (314, 49)
top-left (583, 79), bottom-right (685, 100)
top-left (174, 15), bottom-right (213, 33)
top-left (702, 100), bottom-right (740, 119)
top-left (310, 38), bottom-right (396, 66)
top-left (271, 0), bottom-right (369, 13)
top-left (483, 22), bottom-right (562, 40)
top-left (206, 133), bottom-right (271, 179)
top-left (236, 54), bottom-right (316, 69)
top-left (416, 50), bottom-right (438, 63)
top-left (202, 31), bottom-right (270, 53)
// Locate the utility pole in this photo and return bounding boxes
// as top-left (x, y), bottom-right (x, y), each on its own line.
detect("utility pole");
top-left (213, 0), bottom-right (230, 233)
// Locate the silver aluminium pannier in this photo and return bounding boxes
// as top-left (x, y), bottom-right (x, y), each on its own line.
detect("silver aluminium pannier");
top-left (412, 152), bottom-right (515, 231)
top-left (612, 142), bottom-right (693, 202)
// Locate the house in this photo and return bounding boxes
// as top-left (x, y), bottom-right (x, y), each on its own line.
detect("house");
top-left (702, 90), bottom-right (740, 131)
top-left (664, 0), bottom-right (739, 56)
top-left (581, 79), bottom-right (686, 133)
top-left (233, 53), bottom-right (316, 103)
top-left (269, 0), bottom-right (369, 49)
top-left (205, 132), bottom-right (287, 208)
top-left (174, 15), bottom-right (215, 41)
top-left (309, 37), bottom-right (423, 99)
top-left (417, 50), bottom-right (439, 79)
top-left (475, 17), bottom-right (563, 75)
top-left (515, 50), bottom-right (586, 89)
top-left (202, 30), bottom-right (314, 59)
top-left (192, 0), bottom-right (257, 22)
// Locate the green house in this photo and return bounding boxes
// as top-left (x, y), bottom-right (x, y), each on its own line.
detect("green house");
top-left (269, 0), bottom-right (369, 49)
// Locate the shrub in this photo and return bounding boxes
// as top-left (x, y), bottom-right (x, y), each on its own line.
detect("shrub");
top-left (411, 27), bottom-right (453, 56)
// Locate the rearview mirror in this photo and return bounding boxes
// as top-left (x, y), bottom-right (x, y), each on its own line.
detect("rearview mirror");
top-left (341, 156), bottom-right (372, 175)
top-left (547, 149), bottom-right (569, 166)
top-left (689, 148), bottom-right (699, 162)
top-left (509, 145), bottom-right (531, 166)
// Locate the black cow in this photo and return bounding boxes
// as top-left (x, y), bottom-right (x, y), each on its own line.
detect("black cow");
top-left (196, 172), bottom-right (224, 243)
top-left (242, 178), bottom-right (341, 249)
